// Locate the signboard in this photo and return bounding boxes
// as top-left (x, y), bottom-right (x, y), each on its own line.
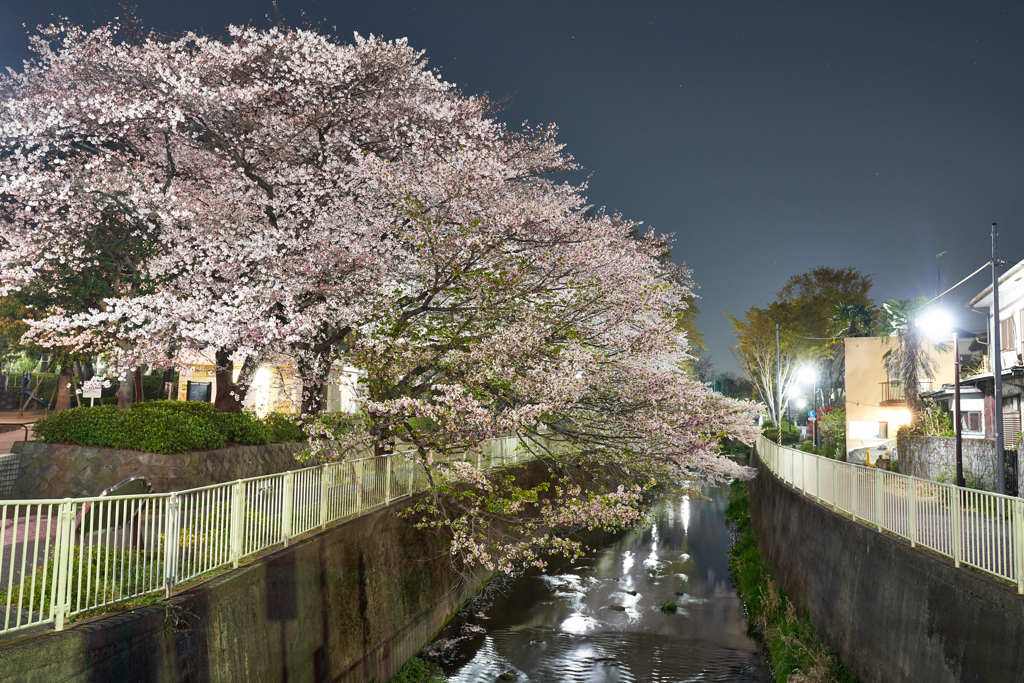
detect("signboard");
top-left (808, 410), bottom-right (816, 420)
top-left (82, 378), bottom-right (104, 399)
top-left (186, 381), bottom-right (212, 403)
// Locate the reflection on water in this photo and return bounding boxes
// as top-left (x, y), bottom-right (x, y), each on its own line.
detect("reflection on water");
top-left (432, 486), bottom-right (768, 682)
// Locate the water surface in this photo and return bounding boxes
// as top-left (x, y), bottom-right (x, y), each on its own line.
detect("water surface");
top-left (431, 486), bottom-right (769, 682)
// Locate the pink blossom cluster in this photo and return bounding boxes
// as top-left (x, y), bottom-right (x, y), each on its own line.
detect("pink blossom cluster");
top-left (1, 22), bottom-right (762, 573)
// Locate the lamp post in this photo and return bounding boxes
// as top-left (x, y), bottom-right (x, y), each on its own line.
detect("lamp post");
top-left (798, 364), bottom-right (819, 453)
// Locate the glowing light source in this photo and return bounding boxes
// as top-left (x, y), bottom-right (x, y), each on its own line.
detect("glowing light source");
top-left (917, 307), bottom-right (954, 341)
top-left (797, 364), bottom-right (817, 385)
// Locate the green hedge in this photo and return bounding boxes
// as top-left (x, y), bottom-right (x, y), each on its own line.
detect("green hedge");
top-left (264, 412), bottom-right (306, 443)
top-left (33, 400), bottom-right (280, 453)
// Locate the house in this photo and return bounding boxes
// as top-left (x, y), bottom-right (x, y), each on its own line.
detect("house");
top-left (176, 350), bottom-right (362, 416)
top-left (844, 336), bottom-right (956, 456)
top-left (963, 257), bottom-right (1024, 452)
top-left (920, 335), bottom-right (989, 440)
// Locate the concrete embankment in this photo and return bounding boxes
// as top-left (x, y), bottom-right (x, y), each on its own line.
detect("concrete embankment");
top-left (748, 451), bottom-right (1024, 683)
top-left (0, 493), bottom-right (489, 682)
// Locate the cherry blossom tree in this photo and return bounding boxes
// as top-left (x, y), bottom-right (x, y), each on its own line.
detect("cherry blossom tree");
top-left (1, 22), bottom-right (496, 408)
top-left (1, 21), bottom-right (761, 573)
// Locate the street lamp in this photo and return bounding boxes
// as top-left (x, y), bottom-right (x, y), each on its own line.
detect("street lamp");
top-left (918, 307), bottom-right (964, 487)
top-left (797, 364), bottom-right (819, 452)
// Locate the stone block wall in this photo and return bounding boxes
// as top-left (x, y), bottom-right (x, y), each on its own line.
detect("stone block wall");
top-left (896, 434), bottom-right (998, 489)
top-left (6, 441), bottom-right (306, 499)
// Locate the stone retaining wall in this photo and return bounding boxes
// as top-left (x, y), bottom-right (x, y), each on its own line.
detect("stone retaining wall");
top-left (0, 454), bottom-right (18, 497)
top-left (896, 434), bottom-right (998, 489)
top-left (6, 441), bottom-right (306, 499)
top-left (749, 449), bottom-right (1024, 683)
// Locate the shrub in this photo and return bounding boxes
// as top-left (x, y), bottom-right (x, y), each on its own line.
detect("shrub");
top-left (263, 412), bottom-right (306, 443)
top-left (34, 400), bottom-right (273, 453)
top-left (391, 657), bottom-right (446, 683)
top-left (211, 411), bottom-right (271, 445)
top-left (819, 408), bottom-right (846, 460)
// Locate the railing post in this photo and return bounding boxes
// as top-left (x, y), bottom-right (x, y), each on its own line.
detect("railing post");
top-left (281, 471), bottom-right (294, 545)
top-left (952, 486), bottom-right (962, 568)
top-left (319, 465), bottom-right (330, 528)
top-left (875, 471), bottom-right (884, 531)
top-left (407, 457), bottom-right (416, 494)
top-left (476, 449), bottom-right (482, 471)
top-left (815, 456), bottom-right (821, 500)
top-left (229, 483), bottom-right (243, 568)
top-left (51, 500), bottom-right (75, 631)
top-left (354, 460), bottom-right (363, 512)
top-left (851, 467), bottom-right (858, 521)
top-left (1014, 498), bottom-right (1024, 594)
top-left (384, 455), bottom-right (393, 504)
top-left (831, 460), bottom-right (838, 512)
top-left (165, 493), bottom-right (182, 594)
top-left (909, 478), bottom-right (917, 548)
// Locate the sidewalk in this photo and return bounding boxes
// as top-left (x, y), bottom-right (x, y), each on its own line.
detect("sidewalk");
top-left (0, 410), bottom-right (46, 453)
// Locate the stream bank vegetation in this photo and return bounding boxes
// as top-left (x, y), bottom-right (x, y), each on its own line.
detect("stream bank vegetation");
top-left (726, 481), bottom-right (856, 683)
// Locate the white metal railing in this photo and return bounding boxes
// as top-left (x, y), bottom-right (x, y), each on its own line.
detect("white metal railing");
top-left (0, 433), bottom-right (543, 636)
top-left (757, 435), bottom-right (1024, 594)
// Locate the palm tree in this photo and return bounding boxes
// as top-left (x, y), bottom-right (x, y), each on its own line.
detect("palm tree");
top-left (830, 303), bottom-right (876, 339)
top-left (877, 298), bottom-right (942, 424)
top-left (823, 302), bottom-right (877, 403)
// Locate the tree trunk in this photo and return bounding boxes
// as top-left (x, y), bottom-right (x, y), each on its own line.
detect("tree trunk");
top-left (117, 370), bottom-right (135, 409)
top-left (298, 345), bottom-right (331, 414)
top-left (162, 366), bottom-right (176, 399)
top-left (54, 363), bottom-right (74, 412)
top-left (134, 367), bottom-right (144, 403)
top-left (214, 352), bottom-right (259, 413)
top-left (74, 359), bottom-right (94, 382)
top-left (213, 347), bottom-right (238, 412)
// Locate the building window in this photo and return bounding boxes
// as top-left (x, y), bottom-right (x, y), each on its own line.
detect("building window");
top-left (961, 411), bottom-right (982, 433)
top-left (878, 421), bottom-right (888, 439)
top-left (1000, 317), bottom-right (1016, 351)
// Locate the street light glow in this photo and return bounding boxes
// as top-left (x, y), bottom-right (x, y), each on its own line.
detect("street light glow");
top-left (797, 364), bottom-right (817, 385)
top-left (917, 307), bottom-right (954, 341)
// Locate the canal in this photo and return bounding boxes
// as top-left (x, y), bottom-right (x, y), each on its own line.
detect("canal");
top-left (428, 485), bottom-right (769, 682)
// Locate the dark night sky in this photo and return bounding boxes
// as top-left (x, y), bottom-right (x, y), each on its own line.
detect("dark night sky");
top-left (4, 1), bottom-right (1024, 372)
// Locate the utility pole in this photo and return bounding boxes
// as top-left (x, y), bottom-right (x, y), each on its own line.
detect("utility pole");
top-left (991, 223), bottom-right (1006, 494)
top-left (954, 328), bottom-right (964, 488)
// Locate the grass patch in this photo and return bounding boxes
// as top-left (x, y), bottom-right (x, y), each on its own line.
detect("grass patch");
top-left (659, 600), bottom-right (678, 613)
top-left (726, 480), bottom-right (856, 683)
top-left (389, 656), bottom-right (447, 682)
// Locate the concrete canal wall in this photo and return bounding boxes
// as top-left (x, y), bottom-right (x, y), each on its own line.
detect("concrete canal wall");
top-left (0, 493), bottom-right (490, 682)
top-left (748, 450), bottom-right (1024, 683)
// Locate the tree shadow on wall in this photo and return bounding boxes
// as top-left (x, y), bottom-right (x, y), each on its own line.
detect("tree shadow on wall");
top-left (267, 551), bottom-right (298, 682)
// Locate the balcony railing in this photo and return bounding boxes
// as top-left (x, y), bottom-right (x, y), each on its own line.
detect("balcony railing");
top-left (880, 380), bottom-right (932, 404)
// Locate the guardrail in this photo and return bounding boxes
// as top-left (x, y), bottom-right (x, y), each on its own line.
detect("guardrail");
top-left (0, 433), bottom-right (539, 636)
top-left (757, 435), bottom-right (1024, 594)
